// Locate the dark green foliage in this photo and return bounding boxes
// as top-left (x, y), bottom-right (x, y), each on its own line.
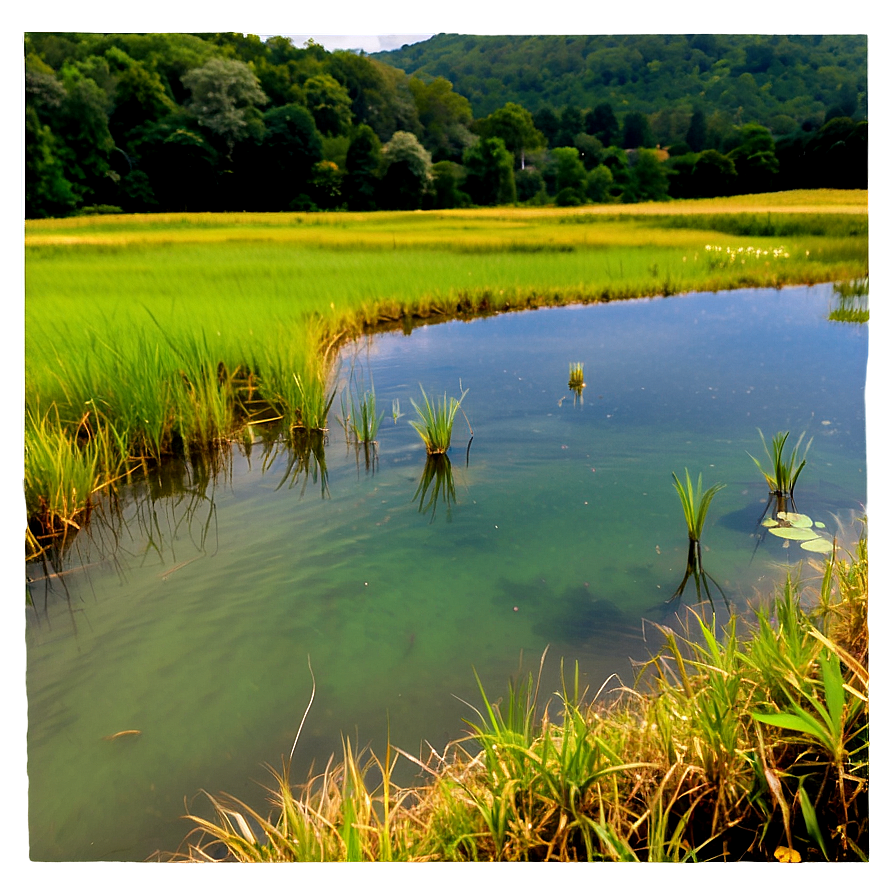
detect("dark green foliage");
top-left (514, 166), bottom-right (547, 205)
top-left (260, 104), bottom-right (324, 203)
top-left (622, 112), bottom-right (653, 149)
top-left (379, 131), bottom-right (432, 210)
top-left (472, 102), bottom-right (544, 168)
top-left (344, 125), bottom-right (383, 210)
top-left (685, 108), bottom-right (707, 152)
top-left (463, 137), bottom-right (516, 206)
top-left (428, 161), bottom-right (468, 209)
top-left (23, 33), bottom-right (868, 218)
top-left (585, 102), bottom-right (620, 146)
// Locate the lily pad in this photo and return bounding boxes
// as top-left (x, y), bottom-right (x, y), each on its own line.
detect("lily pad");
top-left (815, 521), bottom-right (826, 529)
top-left (800, 537), bottom-right (834, 554)
top-left (760, 517), bottom-right (778, 528)
top-left (768, 526), bottom-right (817, 541)
top-left (777, 511), bottom-right (813, 529)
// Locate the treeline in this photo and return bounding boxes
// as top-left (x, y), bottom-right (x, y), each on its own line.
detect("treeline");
top-left (24, 32), bottom-right (867, 218)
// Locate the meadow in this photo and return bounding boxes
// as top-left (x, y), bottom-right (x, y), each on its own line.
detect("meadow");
top-left (24, 190), bottom-right (868, 556)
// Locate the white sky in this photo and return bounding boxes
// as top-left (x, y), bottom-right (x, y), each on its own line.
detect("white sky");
top-left (252, 31), bottom-right (432, 53)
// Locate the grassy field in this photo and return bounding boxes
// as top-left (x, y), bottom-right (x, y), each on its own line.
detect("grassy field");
top-left (24, 190), bottom-right (868, 554)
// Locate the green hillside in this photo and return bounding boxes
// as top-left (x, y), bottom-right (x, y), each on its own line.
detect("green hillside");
top-left (375, 34), bottom-right (867, 137)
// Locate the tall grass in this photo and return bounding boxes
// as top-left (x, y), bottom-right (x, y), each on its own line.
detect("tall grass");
top-left (173, 535), bottom-right (868, 862)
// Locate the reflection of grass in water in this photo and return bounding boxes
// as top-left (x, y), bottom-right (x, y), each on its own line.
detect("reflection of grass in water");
top-left (413, 455), bottom-right (456, 521)
top-left (829, 278), bottom-right (869, 323)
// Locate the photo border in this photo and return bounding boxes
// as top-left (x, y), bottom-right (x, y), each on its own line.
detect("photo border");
top-left (0, 0), bottom-right (896, 896)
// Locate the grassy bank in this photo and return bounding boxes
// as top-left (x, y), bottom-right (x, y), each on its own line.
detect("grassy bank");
top-left (171, 534), bottom-right (868, 862)
top-left (24, 190), bottom-right (868, 555)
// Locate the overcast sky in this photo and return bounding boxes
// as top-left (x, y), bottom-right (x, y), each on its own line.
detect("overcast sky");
top-left (272, 34), bottom-right (434, 54)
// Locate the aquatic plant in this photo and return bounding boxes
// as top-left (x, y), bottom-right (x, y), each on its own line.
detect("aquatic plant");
top-left (409, 386), bottom-right (469, 455)
top-left (748, 429), bottom-right (812, 512)
top-left (340, 378), bottom-right (384, 446)
top-left (670, 469), bottom-right (727, 606)
top-left (568, 362), bottom-right (585, 390)
top-left (829, 279), bottom-right (869, 324)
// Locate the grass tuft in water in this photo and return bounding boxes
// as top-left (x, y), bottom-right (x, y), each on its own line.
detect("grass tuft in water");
top-left (748, 429), bottom-right (812, 511)
top-left (409, 385), bottom-right (469, 455)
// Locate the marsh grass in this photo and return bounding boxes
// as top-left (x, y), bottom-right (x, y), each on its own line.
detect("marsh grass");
top-left (749, 429), bottom-right (812, 513)
top-left (174, 535), bottom-right (867, 862)
top-left (670, 470), bottom-right (727, 607)
top-left (568, 362), bottom-right (585, 391)
top-left (409, 386), bottom-right (469, 455)
top-left (829, 278), bottom-right (869, 323)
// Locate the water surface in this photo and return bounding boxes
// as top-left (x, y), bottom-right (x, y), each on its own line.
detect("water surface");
top-left (26, 284), bottom-right (867, 860)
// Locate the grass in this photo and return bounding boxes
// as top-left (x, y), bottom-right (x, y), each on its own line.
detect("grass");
top-left (171, 532), bottom-right (868, 863)
top-left (748, 429), bottom-right (812, 512)
top-left (409, 386), bottom-right (469, 455)
top-left (568, 362), bottom-right (585, 391)
top-left (669, 469), bottom-right (727, 607)
top-left (24, 192), bottom-right (868, 550)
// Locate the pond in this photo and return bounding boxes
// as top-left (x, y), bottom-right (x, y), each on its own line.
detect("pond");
top-left (25, 284), bottom-right (867, 861)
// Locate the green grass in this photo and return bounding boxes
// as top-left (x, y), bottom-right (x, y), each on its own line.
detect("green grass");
top-left (748, 429), bottom-right (812, 506)
top-left (408, 386), bottom-right (469, 456)
top-left (23, 194), bottom-right (868, 549)
top-left (171, 534), bottom-right (868, 863)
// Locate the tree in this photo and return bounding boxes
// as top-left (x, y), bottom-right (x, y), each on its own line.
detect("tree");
top-left (584, 164), bottom-right (613, 202)
top-left (462, 136), bottom-right (516, 206)
top-left (533, 107), bottom-right (560, 148)
top-left (428, 160), bottom-right (468, 209)
top-left (343, 125), bottom-right (382, 210)
top-left (473, 102), bottom-right (544, 169)
top-left (302, 73), bottom-right (352, 137)
top-left (259, 103), bottom-right (324, 203)
top-left (727, 123), bottom-right (779, 193)
top-left (556, 104), bottom-right (585, 148)
top-left (685, 108), bottom-right (707, 152)
top-left (622, 112), bottom-right (653, 149)
top-left (380, 131), bottom-right (432, 209)
top-left (409, 76), bottom-right (475, 162)
top-left (182, 58), bottom-right (267, 160)
top-left (693, 149), bottom-right (737, 197)
top-left (621, 149), bottom-right (669, 202)
top-left (546, 146), bottom-right (587, 200)
top-left (585, 103), bottom-right (620, 147)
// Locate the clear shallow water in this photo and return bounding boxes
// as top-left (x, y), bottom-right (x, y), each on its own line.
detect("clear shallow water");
top-left (26, 284), bottom-right (867, 861)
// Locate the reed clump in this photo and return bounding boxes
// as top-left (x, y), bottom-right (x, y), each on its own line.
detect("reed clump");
top-left (409, 386), bottom-right (469, 455)
top-left (173, 536), bottom-right (868, 863)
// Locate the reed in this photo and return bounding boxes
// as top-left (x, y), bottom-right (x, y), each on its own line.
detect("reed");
top-left (748, 429), bottom-right (812, 508)
top-left (671, 469), bottom-right (725, 544)
top-left (409, 386), bottom-right (469, 455)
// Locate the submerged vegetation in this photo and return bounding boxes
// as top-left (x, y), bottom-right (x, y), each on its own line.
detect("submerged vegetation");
top-left (23, 193), bottom-right (868, 556)
top-left (173, 535), bottom-right (868, 862)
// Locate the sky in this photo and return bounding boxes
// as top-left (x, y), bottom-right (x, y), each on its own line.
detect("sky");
top-left (267, 34), bottom-right (434, 54)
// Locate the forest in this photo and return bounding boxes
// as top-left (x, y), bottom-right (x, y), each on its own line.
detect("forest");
top-left (24, 32), bottom-right (868, 218)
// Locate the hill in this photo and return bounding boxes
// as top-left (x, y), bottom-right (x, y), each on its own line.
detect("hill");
top-left (374, 34), bottom-right (867, 136)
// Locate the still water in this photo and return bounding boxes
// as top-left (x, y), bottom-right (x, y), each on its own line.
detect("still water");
top-left (26, 284), bottom-right (867, 861)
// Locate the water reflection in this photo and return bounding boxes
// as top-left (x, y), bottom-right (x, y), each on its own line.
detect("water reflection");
top-left (414, 455), bottom-right (456, 521)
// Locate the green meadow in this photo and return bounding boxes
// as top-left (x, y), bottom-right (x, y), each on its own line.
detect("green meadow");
top-left (24, 190), bottom-right (868, 553)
